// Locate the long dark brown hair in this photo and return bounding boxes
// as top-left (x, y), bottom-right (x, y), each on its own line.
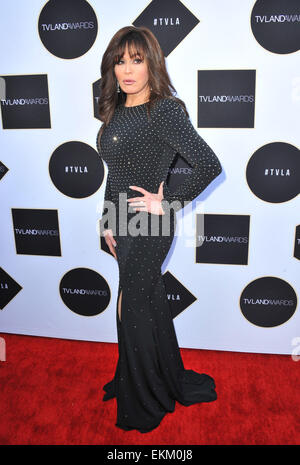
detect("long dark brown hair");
top-left (97, 25), bottom-right (189, 146)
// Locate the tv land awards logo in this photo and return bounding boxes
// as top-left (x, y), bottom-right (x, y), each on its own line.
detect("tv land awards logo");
top-left (246, 142), bottom-right (300, 203)
top-left (11, 208), bottom-right (61, 256)
top-left (0, 74), bottom-right (51, 129)
top-left (38, 0), bottom-right (98, 59)
top-left (196, 214), bottom-right (250, 265)
top-left (197, 70), bottom-right (256, 128)
top-left (240, 277), bottom-right (297, 327)
top-left (59, 268), bottom-right (111, 316)
top-left (251, 0), bottom-right (300, 54)
top-left (49, 141), bottom-right (105, 198)
top-left (133, 0), bottom-right (199, 56)
top-left (0, 267), bottom-right (22, 310)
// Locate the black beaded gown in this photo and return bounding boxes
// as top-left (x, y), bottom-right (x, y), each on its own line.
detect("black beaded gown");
top-left (96, 96), bottom-right (222, 433)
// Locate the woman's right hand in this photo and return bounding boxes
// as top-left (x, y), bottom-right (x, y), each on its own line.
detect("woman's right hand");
top-left (103, 229), bottom-right (117, 259)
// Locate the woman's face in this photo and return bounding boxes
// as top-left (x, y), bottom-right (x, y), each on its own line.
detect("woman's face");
top-left (114, 43), bottom-right (150, 102)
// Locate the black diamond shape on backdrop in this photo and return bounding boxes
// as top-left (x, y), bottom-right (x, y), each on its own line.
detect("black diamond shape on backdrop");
top-left (133, 0), bottom-right (199, 56)
top-left (0, 161), bottom-right (9, 181)
top-left (163, 271), bottom-right (197, 318)
top-left (0, 267), bottom-right (22, 310)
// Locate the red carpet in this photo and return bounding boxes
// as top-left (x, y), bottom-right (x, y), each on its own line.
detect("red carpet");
top-left (0, 332), bottom-right (299, 445)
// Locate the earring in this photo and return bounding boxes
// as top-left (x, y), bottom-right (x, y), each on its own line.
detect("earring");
top-left (117, 82), bottom-right (120, 93)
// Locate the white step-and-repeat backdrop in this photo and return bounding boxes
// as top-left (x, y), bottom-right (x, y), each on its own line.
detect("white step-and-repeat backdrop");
top-left (0, 0), bottom-right (299, 355)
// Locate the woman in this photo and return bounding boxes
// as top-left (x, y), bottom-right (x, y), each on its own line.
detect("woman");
top-left (96, 25), bottom-right (222, 433)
